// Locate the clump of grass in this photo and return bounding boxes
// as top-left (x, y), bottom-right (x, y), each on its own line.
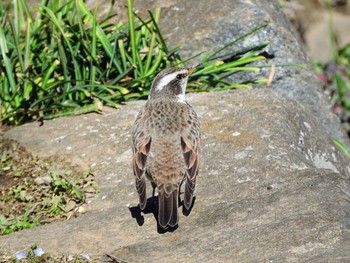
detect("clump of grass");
top-left (0, 0), bottom-right (171, 124)
top-left (0, 208), bottom-right (39, 235)
top-left (1, 243), bottom-right (91, 262)
top-left (311, 1), bottom-right (350, 139)
top-left (314, 44), bottom-right (350, 124)
top-left (0, 0), bottom-right (271, 125)
top-left (0, 165), bottom-right (97, 235)
top-left (0, 136), bottom-right (98, 236)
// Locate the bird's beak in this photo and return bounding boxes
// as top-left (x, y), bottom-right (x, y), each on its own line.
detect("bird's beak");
top-left (187, 63), bottom-right (200, 75)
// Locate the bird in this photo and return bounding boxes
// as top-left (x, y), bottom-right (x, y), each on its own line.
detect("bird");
top-left (132, 65), bottom-right (201, 229)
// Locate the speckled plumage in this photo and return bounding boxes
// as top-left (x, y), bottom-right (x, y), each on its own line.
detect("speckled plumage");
top-left (132, 67), bottom-right (200, 229)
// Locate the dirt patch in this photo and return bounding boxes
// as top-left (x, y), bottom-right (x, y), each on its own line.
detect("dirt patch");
top-left (0, 126), bottom-right (98, 236)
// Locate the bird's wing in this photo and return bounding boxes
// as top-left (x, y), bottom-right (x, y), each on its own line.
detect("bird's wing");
top-left (132, 112), bottom-right (152, 210)
top-left (181, 110), bottom-right (200, 210)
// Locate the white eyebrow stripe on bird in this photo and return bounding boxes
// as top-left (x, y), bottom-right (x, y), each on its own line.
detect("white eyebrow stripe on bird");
top-left (155, 70), bottom-right (187, 91)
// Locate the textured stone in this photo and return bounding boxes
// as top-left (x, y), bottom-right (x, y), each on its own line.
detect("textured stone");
top-left (133, 0), bottom-right (350, 145)
top-left (1, 0), bottom-right (350, 262)
top-left (1, 89), bottom-right (350, 262)
top-left (26, 0), bottom-right (350, 145)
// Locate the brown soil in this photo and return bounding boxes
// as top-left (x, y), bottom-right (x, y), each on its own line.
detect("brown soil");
top-left (0, 126), bottom-right (98, 261)
top-left (0, 126), bottom-right (98, 229)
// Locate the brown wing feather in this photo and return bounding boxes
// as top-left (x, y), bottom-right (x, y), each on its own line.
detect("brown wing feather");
top-left (181, 136), bottom-right (200, 209)
top-left (132, 136), bottom-right (151, 210)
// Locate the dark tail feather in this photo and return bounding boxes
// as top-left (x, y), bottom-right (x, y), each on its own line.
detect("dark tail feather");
top-left (158, 186), bottom-right (179, 228)
top-left (184, 177), bottom-right (196, 210)
top-left (136, 177), bottom-right (147, 210)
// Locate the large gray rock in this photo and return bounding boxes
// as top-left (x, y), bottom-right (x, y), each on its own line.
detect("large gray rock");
top-left (134, 0), bottom-right (350, 145)
top-left (2, 88), bottom-right (350, 262)
top-left (29, 0), bottom-right (349, 145)
top-left (1, 0), bottom-right (350, 262)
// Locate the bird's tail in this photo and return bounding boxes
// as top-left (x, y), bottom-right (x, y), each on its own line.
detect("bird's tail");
top-left (158, 184), bottom-right (179, 229)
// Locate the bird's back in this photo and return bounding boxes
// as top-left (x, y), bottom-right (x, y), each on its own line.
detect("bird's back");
top-left (131, 65), bottom-right (200, 229)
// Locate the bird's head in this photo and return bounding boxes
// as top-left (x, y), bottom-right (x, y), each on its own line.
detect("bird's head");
top-left (148, 64), bottom-right (199, 103)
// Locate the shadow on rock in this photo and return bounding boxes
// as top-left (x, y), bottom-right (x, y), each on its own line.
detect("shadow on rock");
top-left (128, 195), bottom-right (192, 234)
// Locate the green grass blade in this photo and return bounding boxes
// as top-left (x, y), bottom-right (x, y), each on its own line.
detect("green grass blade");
top-left (204, 24), bottom-right (268, 62)
top-left (144, 8), bottom-right (160, 74)
top-left (77, 0), bottom-right (123, 73)
top-left (148, 10), bottom-right (170, 55)
top-left (0, 26), bottom-right (16, 94)
top-left (118, 39), bottom-right (127, 71)
top-left (90, 8), bottom-right (98, 84)
top-left (127, 0), bottom-right (138, 76)
top-left (334, 139), bottom-right (350, 158)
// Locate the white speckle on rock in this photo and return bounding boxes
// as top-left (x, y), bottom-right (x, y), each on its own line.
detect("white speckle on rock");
top-left (303, 122), bottom-right (312, 131)
top-left (235, 166), bottom-right (249, 173)
top-left (289, 163), bottom-right (309, 170)
top-left (237, 176), bottom-right (252, 183)
top-left (331, 152), bottom-right (337, 162)
top-left (245, 146), bottom-right (253, 151)
top-left (54, 135), bottom-right (67, 142)
top-left (101, 195), bottom-right (107, 200)
top-left (289, 242), bottom-right (329, 254)
top-left (66, 146), bottom-right (72, 150)
top-left (260, 129), bottom-right (272, 138)
top-left (232, 131), bottom-right (241, 136)
top-left (308, 150), bottom-right (339, 173)
top-left (234, 151), bottom-right (247, 160)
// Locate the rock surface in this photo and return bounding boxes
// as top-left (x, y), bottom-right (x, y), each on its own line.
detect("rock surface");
top-left (28, 0), bottom-right (349, 145)
top-left (1, 0), bottom-right (350, 262)
top-left (134, 0), bottom-right (350, 146)
top-left (1, 88), bottom-right (350, 262)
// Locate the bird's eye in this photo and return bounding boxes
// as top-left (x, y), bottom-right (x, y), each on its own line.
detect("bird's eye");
top-left (176, 74), bottom-right (184, 80)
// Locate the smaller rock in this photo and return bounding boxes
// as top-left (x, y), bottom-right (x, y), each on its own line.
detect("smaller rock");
top-left (34, 175), bottom-right (53, 185)
top-left (64, 200), bottom-right (76, 212)
top-left (19, 190), bottom-right (33, 202)
top-left (76, 206), bottom-right (86, 214)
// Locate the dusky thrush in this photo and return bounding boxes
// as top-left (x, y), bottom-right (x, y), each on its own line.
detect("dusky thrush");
top-left (132, 65), bottom-right (200, 229)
